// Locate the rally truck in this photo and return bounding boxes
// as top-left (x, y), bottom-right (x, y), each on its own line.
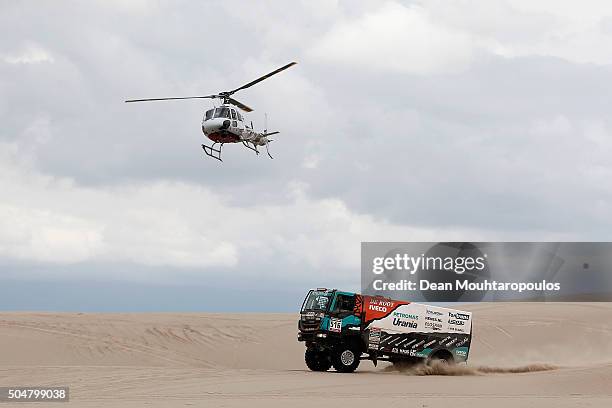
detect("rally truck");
top-left (298, 288), bottom-right (472, 373)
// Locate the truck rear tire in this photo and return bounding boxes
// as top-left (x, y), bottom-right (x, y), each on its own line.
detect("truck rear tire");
top-left (428, 349), bottom-right (454, 365)
top-left (305, 348), bottom-right (331, 371)
top-left (332, 345), bottom-right (360, 373)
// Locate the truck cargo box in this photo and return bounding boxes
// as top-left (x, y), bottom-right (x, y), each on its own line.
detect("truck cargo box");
top-left (362, 296), bottom-right (472, 361)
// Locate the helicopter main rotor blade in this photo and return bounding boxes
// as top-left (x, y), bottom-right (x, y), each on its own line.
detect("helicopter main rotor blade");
top-left (227, 97), bottom-right (253, 112)
top-left (229, 62), bottom-right (297, 95)
top-left (125, 95), bottom-right (218, 103)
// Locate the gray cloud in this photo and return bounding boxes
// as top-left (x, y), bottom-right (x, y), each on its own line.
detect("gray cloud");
top-left (2, 1), bottom-right (612, 309)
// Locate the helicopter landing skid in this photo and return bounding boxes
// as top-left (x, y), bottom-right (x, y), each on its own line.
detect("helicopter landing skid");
top-left (202, 143), bottom-right (223, 161)
top-left (242, 141), bottom-right (273, 159)
top-left (242, 141), bottom-right (260, 156)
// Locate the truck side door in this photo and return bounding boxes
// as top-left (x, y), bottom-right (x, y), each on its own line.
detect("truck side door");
top-left (328, 293), bottom-right (361, 332)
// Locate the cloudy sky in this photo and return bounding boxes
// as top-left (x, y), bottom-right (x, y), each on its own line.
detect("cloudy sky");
top-left (2, 0), bottom-right (612, 311)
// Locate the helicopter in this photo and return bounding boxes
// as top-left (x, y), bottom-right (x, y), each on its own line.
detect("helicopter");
top-left (125, 62), bottom-right (297, 161)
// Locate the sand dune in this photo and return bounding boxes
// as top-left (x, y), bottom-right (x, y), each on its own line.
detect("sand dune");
top-left (0, 303), bottom-right (611, 407)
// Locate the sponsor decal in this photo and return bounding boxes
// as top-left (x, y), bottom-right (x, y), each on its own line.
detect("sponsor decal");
top-left (448, 319), bottom-right (465, 326)
top-left (448, 326), bottom-right (466, 333)
top-left (329, 318), bottom-right (342, 333)
top-left (426, 309), bottom-right (444, 316)
top-left (425, 316), bottom-right (442, 322)
top-left (380, 334), bottom-right (393, 345)
top-left (396, 338), bottom-right (409, 346)
top-left (446, 338), bottom-right (457, 347)
top-left (412, 340), bottom-right (425, 349)
top-left (369, 304), bottom-right (388, 313)
top-left (424, 321), bottom-right (442, 330)
top-left (403, 339), bottom-right (416, 348)
top-left (448, 312), bottom-right (470, 321)
top-left (368, 329), bottom-right (381, 350)
top-left (398, 348), bottom-right (432, 358)
top-left (393, 311), bottom-right (418, 320)
top-left (392, 318), bottom-right (418, 329)
top-left (424, 339), bottom-right (437, 348)
top-left (456, 338), bottom-right (469, 347)
top-left (389, 337), bottom-right (402, 346)
top-left (362, 297), bottom-right (408, 324)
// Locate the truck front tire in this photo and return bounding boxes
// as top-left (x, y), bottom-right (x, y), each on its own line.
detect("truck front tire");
top-left (305, 348), bottom-right (331, 371)
top-left (332, 345), bottom-right (360, 373)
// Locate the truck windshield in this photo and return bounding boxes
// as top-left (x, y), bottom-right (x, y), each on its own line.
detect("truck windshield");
top-left (301, 290), bottom-right (332, 312)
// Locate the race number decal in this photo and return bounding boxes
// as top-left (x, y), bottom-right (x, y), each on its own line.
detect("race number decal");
top-left (329, 318), bottom-right (342, 333)
top-left (368, 328), bottom-right (381, 350)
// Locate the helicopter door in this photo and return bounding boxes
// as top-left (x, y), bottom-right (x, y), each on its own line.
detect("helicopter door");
top-left (230, 109), bottom-right (240, 128)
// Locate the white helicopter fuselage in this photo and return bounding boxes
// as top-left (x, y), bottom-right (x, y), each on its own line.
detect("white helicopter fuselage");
top-left (201, 104), bottom-right (269, 146)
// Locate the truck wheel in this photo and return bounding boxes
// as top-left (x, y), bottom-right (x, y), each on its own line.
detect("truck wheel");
top-left (428, 350), bottom-right (454, 365)
top-left (305, 348), bottom-right (331, 371)
top-left (332, 346), bottom-right (360, 373)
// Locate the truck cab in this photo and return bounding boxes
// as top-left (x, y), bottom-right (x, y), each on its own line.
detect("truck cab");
top-left (298, 289), bottom-right (361, 340)
top-left (298, 289), bottom-right (365, 372)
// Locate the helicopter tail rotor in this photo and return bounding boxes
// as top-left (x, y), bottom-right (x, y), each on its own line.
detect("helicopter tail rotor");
top-left (264, 138), bottom-right (273, 159)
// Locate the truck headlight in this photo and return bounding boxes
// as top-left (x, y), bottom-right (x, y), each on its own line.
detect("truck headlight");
top-left (316, 333), bottom-right (327, 338)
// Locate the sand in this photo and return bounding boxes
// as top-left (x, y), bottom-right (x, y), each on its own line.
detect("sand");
top-left (1, 303), bottom-right (611, 407)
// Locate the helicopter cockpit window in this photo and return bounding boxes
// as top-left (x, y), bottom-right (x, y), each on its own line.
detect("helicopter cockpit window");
top-left (214, 107), bottom-right (230, 118)
top-left (231, 109), bottom-right (237, 120)
top-left (205, 109), bottom-right (214, 121)
top-left (237, 112), bottom-right (243, 121)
